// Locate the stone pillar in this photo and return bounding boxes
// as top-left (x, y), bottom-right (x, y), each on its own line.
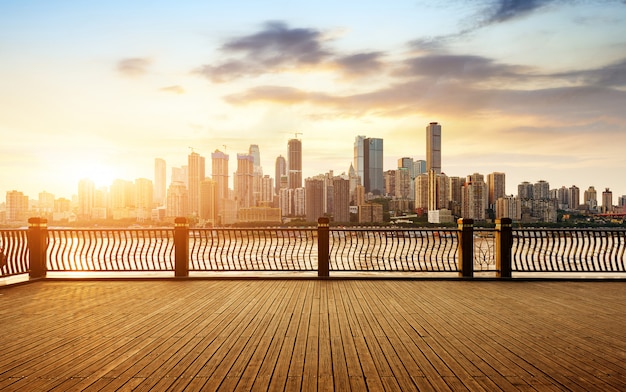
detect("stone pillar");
top-left (495, 218), bottom-right (513, 278)
top-left (174, 217), bottom-right (189, 277)
top-left (457, 218), bottom-right (474, 278)
top-left (317, 217), bottom-right (330, 277)
top-left (28, 217), bottom-right (48, 279)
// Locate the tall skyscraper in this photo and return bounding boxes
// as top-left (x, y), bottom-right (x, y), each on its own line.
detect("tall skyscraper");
top-left (154, 158), bottom-right (166, 206)
top-left (354, 136), bottom-right (365, 185)
top-left (234, 153), bottom-right (254, 209)
top-left (568, 185), bottom-right (580, 210)
top-left (187, 152), bottom-right (205, 216)
top-left (166, 181), bottom-right (188, 218)
top-left (275, 155), bottom-right (286, 195)
top-left (6, 190), bottom-right (28, 222)
top-left (426, 122), bottom-right (442, 174)
top-left (533, 180), bottom-right (550, 200)
top-left (354, 135), bottom-right (384, 194)
top-left (249, 144), bottom-right (263, 206)
top-left (288, 138), bottom-right (302, 189)
top-left (135, 178), bottom-right (153, 220)
top-left (211, 149), bottom-right (229, 209)
top-left (487, 172), bottom-right (506, 209)
top-left (199, 178), bottom-right (218, 224)
top-left (602, 188), bottom-right (613, 213)
top-left (78, 178), bottom-right (95, 219)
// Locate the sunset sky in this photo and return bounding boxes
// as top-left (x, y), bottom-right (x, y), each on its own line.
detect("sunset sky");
top-left (2, 0), bottom-right (626, 201)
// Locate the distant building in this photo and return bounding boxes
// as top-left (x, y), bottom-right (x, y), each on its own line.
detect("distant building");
top-left (305, 178), bottom-right (324, 222)
top-left (332, 177), bottom-right (350, 223)
top-left (602, 188), bottom-right (613, 213)
top-left (6, 190), bottom-right (28, 222)
top-left (487, 172), bottom-right (506, 209)
top-left (154, 158), bottom-right (166, 206)
top-left (275, 155), bottom-right (286, 195)
top-left (354, 136), bottom-right (384, 195)
top-left (288, 138), bottom-right (302, 189)
top-left (496, 196), bottom-right (522, 220)
top-left (568, 185), bottom-right (580, 210)
top-left (188, 152), bottom-right (205, 217)
top-left (462, 173), bottom-right (487, 221)
top-left (166, 181), bottom-right (188, 218)
top-left (426, 122), bottom-right (442, 174)
top-left (358, 203), bottom-right (383, 223)
top-left (78, 178), bottom-right (95, 219)
top-left (199, 178), bottom-right (218, 225)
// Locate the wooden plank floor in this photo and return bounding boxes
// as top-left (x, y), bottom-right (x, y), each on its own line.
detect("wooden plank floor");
top-left (1, 279), bottom-right (625, 391)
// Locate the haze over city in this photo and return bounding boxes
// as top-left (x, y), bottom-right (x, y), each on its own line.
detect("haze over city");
top-left (2, 0), bottom-right (625, 200)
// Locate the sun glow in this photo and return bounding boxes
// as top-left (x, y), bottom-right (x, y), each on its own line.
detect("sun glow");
top-left (77, 163), bottom-right (118, 188)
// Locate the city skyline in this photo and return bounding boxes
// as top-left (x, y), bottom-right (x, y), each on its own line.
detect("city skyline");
top-left (2, 1), bottom-right (626, 199)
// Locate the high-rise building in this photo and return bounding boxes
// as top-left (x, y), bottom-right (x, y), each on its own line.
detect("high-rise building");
top-left (353, 136), bottom-right (384, 195)
top-left (154, 158), bottom-right (166, 206)
top-left (135, 178), bottom-right (153, 220)
top-left (517, 182), bottom-right (533, 199)
top-left (496, 196), bottom-right (522, 220)
top-left (395, 168), bottom-right (411, 199)
top-left (568, 185), bottom-right (580, 210)
top-left (413, 160), bottom-right (427, 176)
top-left (557, 186), bottom-right (569, 209)
top-left (188, 152), bottom-right (205, 216)
top-left (448, 176), bottom-right (463, 216)
top-left (602, 188), bottom-right (613, 213)
top-left (384, 170), bottom-right (396, 197)
top-left (305, 178), bottom-right (324, 222)
top-left (333, 177), bottom-right (350, 223)
top-left (260, 175), bottom-right (274, 204)
top-left (166, 181), bottom-right (188, 218)
top-left (211, 149), bottom-right (229, 215)
top-left (487, 172), bottom-right (506, 209)
top-left (275, 155), bottom-right (287, 195)
top-left (353, 136), bottom-right (366, 186)
top-left (462, 173), bottom-right (486, 220)
top-left (78, 178), bottom-right (95, 219)
top-left (584, 186), bottom-right (598, 210)
top-left (249, 145), bottom-right (263, 206)
top-left (6, 190), bottom-right (28, 222)
top-left (288, 138), bottom-right (302, 189)
top-left (199, 178), bottom-right (218, 225)
top-left (38, 191), bottom-right (55, 215)
top-left (533, 180), bottom-right (550, 200)
top-left (414, 174), bottom-right (429, 210)
top-left (234, 154), bottom-right (254, 210)
top-left (426, 122), bottom-right (442, 174)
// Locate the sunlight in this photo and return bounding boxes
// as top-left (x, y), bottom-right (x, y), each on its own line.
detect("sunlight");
top-left (78, 163), bottom-right (117, 188)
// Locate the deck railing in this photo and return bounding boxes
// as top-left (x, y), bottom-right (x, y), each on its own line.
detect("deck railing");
top-left (1, 217), bottom-right (625, 281)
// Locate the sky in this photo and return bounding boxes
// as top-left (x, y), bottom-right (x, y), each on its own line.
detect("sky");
top-left (2, 0), bottom-right (626, 202)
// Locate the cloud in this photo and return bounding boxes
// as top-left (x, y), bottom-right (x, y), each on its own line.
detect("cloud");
top-left (117, 57), bottom-right (152, 77)
top-left (483, 0), bottom-right (553, 25)
top-left (552, 57), bottom-right (626, 87)
top-left (334, 52), bottom-right (386, 77)
top-left (195, 21), bottom-right (332, 82)
top-left (395, 54), bottom-right (531, 83)
top-left (159, 85), bottom-right (185, 94)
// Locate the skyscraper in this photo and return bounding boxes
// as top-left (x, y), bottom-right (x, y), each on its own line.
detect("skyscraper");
top-left (568, 185), bottom-right (580, 210)
top-left (188, 151), bottom-right (205, 216)
top-left (426, 122), bottom-right (442, 174)
top-left (211, 149), bottom-right (229, 206)
top-left (288, 138), bottom-right (302, 189)
top-left (199, 178), bottom-right (218, 225)
top-left (234, 153), bottom-right (254, 209)
top-left (78, 178), bottom-right (95, 219)
top-left (602, 188), bottom-right (613, 213)
top-left (333, 177), bottom-right (350, 223)
top-left (135, 178), bottom-right (153, 220)
top-left (154, 158), bottom-right (166, 206)
top-left (487, 172), bottom-right (506, 209)
top-left (353, 135), bottom-right (384, 195)
top-left (275, 155), bottom-right (286, 195)
top-left (462, 173), bottom-right (487, 220)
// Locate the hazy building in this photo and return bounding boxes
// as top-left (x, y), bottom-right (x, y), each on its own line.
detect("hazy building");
top-left (414, 174), bottom-right (429, 210)
top-left (110, 179), bottom-right (134, 210)
top-left (305, 178), bottom-right (324, 222)
top-left (395, 168), bottom-right (411, 200)
top-left (199, 178), bottom-right (218, 225)
top-left (294, 188), bottom-right (305, 216)
top-left (234, 154), bottom-right (254, 210)
top-left (533, 180), bottom-right (550, 200)
top-left (358, 203), bottom-right (384, 223)
top-left (517, 181), bottom-right (533, 199)
top-left (353, 136), bottom-right (366, 187)
top-left (260, 175), bottom-right (274, 204)
top-left (384, 170), bottom-right (396, 197)
top-left (568, 185), bottom-right (580, 210)
top-left (154, 158), bottom-right (166, 206)
top-left (134, 178), bottom-right (153, 220)
top-left (426, 122), bottom-right (442, 174)
top-left (487, 172), bottom-right (506, 209)
top-left (354, 184), bottom-right (366, 207)
top-left (78, 178), bottom-right (95, 219)
top-left (584, 186), bottom-right (598, 211)
top-left (602, 188), bottom-right (613, 213)
top-left (448, 176), bottom-right (463, 217)
top-left (188, 152), bottom-right (205, 216)
top-left (348, 163), bottom-right (360, 204)
top-left (413, 160), bottom-right (427, 176)
top-left (38, 191), bottom-right (55, 215)
top-left (557, 186), bottom-right (569, 209)
top-left (166, 181), bottom-right (188, 218)
top-left (275, 155), bottom-right (287, 195)
top-left (211, 149), bottom-right (229, 220)
top-left (6, 190), bottom-right (28, 222)
top-left (333, 177), bottom-right (350, 223)
top-left (288, 138), bottom-right (302, 189)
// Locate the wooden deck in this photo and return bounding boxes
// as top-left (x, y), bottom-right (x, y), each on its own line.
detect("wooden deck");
top-left (1, 279), bottom-right (625, 391)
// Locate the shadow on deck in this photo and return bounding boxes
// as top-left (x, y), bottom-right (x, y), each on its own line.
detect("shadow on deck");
top-left (1, 279), bottom-right (625, 391)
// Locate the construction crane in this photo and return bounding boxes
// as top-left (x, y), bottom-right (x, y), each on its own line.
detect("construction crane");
top-left (294, 132), bottom-right (302, 139)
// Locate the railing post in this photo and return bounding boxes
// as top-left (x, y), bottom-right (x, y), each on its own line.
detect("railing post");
top-left (174, 217), bottom-right (189, 277)
top-left (457, 218), bottom-right (474, 278)
top-left (28, 217), bottom-right (48, 279)
top-left (317, 217), bottom-right (330, 277)
top-left (495, 218), bottom-right (513, 278)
